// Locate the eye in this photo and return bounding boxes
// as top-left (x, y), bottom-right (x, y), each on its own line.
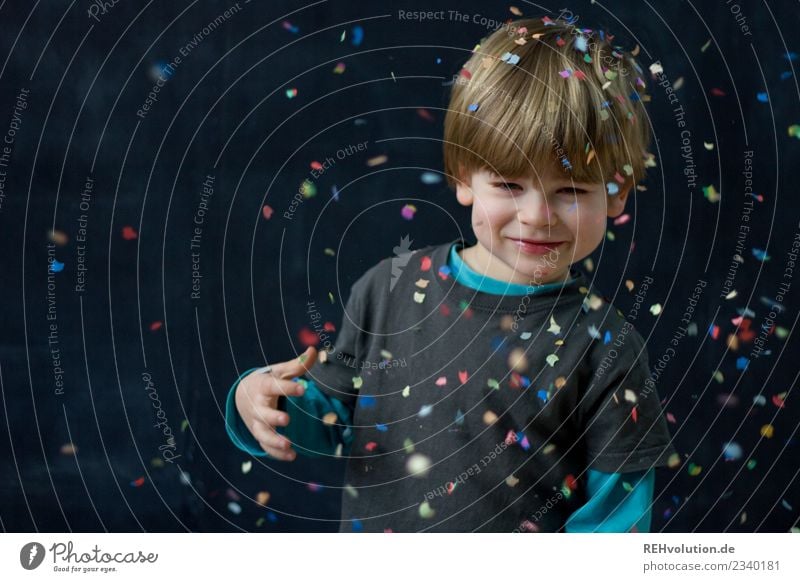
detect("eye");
top-left (492, 182), bottom-right (523, 192)
top-left (557, 187), bottom-right (589, 195)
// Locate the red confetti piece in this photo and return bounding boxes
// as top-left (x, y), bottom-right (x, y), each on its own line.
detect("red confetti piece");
top-left (298, 327), bottom-right (319, 347)
top-left (417, 108), bottom-right (435, 122)
top-left (772, 394), bottom-right (785, 408)
top-left (709, 324), bottom-right (720, 340)
top-left (420, 256), bottom-right (432, 271)
top-left (365, 441), bottom-right (378, 452)
top-left (710, 88), bottom-right (727, 97)
top-left (435, 376), bottom-right (447, 387)
top-left (505, 430), bottom-right (518, 445)
top-left (666, 412), bottom-right (676, 424)
top-left (323, 322), bottom-right (336, 332)
top-left (262, 205), bottom-right (274, 220)
top-left (311, 161), bottom-right (324, 171)
top-left (573, 70), bottom-right (586, 80)
top-left (149, 321), bottom-right (163, 331)
top-left (458, 370), bottom-right (468, 384)
top-left (631, 406), bottom-right (638, 422)
top-left (131, 476), bottom-right (145, 487)
top-left (439, 304), bottom-right (451, 317)
top-left (122, 226), bottom-right (138, 240)
top-left (564, 474), bottom-right (578, 491)
top-left (459, 68), bottom-right (472, 80)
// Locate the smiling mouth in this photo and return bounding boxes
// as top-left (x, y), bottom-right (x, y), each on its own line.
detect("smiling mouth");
top-left (507, 237), bottom-right (565, 246)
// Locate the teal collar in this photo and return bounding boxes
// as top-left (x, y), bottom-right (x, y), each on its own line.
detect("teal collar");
top-left (447, 242), bottom-right (576, 296)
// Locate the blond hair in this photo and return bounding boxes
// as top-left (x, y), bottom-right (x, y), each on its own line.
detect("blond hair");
top-left (443, 16), bottom-right (652, 191)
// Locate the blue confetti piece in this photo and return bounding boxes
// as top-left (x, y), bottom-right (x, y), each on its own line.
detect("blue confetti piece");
top-left (629, 90), bottom-right (641, 102)
top-left (50, 259), bottom-right (64, 273)
top-left (375, 423), bottom-right (388, 432)
top-left (752, 248), bottom-right (770, 261)
top-left (359, 395), bottom-right (376, 408)
top-left (436, 57), bottom-right (442, 64)
top-left (756, 92), bottom-right (768, 103)
top-left (438, 265), bottom-right (451, 278)
top-left (780, 71), bottom-right (792, 81)
top-left (537, 389), bottom-right (549, 403)
top-left (351, 25), bottom-right (364, 47)
top-left (267, 511), bottom-right (278, 522)
top-left (784, 51), bottom-right (798, 61)
top-left (736, 357), bottom-right (749, 371)
top-left (468, 102), bottom-right (480, 112)
top-left (331, 185), bottom-right (340, 201)
top-left (455, 409), bottom-right (465, 425)
top-left (603, 330), bottom-right (612, 344)
top-left (420, 171), bottom-right (442, 184)
top-left (352, 519), bottom-right (363, 532)
top-left (575, 35), bottom-right (588, 52)
top-left (606, 182), bottom-right (619, 196)
top-left (518, 375), bottom-right (531, 388)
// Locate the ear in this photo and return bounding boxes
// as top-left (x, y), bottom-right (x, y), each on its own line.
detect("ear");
top-left (607, 182), bottom-right (633, 218)
top-left (455, 165), bottom-right (474, 207)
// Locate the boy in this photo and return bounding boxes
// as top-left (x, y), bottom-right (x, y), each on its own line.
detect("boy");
top-left (226, 16), bottom-right (678, 532)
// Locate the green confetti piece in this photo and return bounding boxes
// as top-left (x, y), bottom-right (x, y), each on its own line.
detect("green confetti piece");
top-left (487, 379), bottom-right (500, 390)
top-left (181, 419), bottom-right (189, 432)
top-left (747, 459), bottom-right (757, 470)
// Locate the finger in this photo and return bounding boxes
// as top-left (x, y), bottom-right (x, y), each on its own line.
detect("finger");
top-left (261, 376), bottom-right (306, 399)
top-left (269, 346), bottom-right (318, 380)
top-left (251, 420), bottom-right (294, 451)
top-left (252, 406), bottom-right (290, 428)
top-left (261, 444), bottom-right (297, 461)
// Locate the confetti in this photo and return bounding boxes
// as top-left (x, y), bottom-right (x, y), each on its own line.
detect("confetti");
top-left (756, 92), bottom-right (768, 103)
top-left (241, 460), bottom-right (252, 474)
top-left (545, 354), bottom-right (559, 367)
top-left (407, 453), bottom-right (431, 477)
top-left (122, 226), bottom-right (138, 240)
top-left (402, 385), bottom-right (410, 397)
top-left (418, 404), bottom-right (433, 417)
top-left (333, 62), bottom-right (346, 74)
top-left (548, 316), bottom-right (561, 335)
top-left (606, 182), bottom-right (619, 195)
top-left (483, 410), bottom-right (498, 425)
top-left (256, 491), bottom-right (271, 505)
top-left (282, 20), bottom-right (299, 34)
top-left (49, 259), bottom-right (64, 273)
top-left (285, 88), bottom-right (298, 99)
top-left (468, 103), bottom-right (480, 112)
top-left (760, 424), bottom-right (774, 438)
top-left (352, 376), bottom-right (363, 390)
top-left (367, 155), bottom-right (388, 167)
top-left (262, 205), bottom-right (274, 219)
top-left (703, 184), bottom-right (720, 202)
top-left (458, 370), bottom-right (468, 384)
top-left (401, 204), bottom-right (417, 220)
top-left (351, 25), bottom-right (364, 46)
top-left (419, 501), bottom-right (435, 518)
top-left (500, 52), bottom-right (521, 65)
top-left (322, 412), bottom-right (338, 425)
top-left (413, 291), bottom-right (426, 303)
top-left (789, 125), bottom-right (800, 139)
top-left (722, 442), bottom-right (743, 461)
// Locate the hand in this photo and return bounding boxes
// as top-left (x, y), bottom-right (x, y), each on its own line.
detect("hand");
top-left (235, 346), bottom-right (318, 460)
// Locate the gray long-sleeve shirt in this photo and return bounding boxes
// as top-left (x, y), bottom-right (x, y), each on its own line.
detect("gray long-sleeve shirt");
top-left (306, 237), bottom-right (677, 532)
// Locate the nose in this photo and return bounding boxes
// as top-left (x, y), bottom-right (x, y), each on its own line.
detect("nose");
top-left (517, 189), bottom-right (558, 227)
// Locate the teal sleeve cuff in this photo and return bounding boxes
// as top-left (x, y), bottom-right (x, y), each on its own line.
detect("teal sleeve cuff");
top-left (280, 377), bottom-right (354, 459)
top-left (225, 367), bottom-right (269, 457)
top-left (225, 367), bottom-right (354, 459)
top-left (564, 468), bottom-right (655, 533)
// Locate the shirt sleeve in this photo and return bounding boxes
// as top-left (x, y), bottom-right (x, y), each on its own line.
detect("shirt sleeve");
top-left (225, 368), bottom-right (354, 458)
top-left (579, 324), bottom-right (679, 473)
top-left (564, 468), bottom-right (654, 532)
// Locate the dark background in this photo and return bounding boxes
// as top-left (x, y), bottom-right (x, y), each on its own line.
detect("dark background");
top-left (0, 0), bottom-right (798, 532)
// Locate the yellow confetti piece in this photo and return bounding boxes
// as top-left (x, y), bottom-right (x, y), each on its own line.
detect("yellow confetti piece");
top-left (328, 292), bottom-right (335, 304)
top-left (508, 348), bottom-right (528, 372)
top-left (60, 443), bottom-right (77, 456)
top-left (624, 389), bottom-right (637, 403)
top-left (586, 149), bottom-right (596, 165)
top-left (703, 142), bottom-right (715, 150)
top-left (667, 453), bottom-right (681, 469)
top-left (510, 5), bottom-right (522, 16)
top-left (761, 424), bottom-right (774, 438)
top-left (543, 443), bottom-right (556, 454)
top-left (324, 248), bottom-right (336, 256)
top-left (506, 474), bottom-right (520, 487)
top-left (606, 230), bottom-right (616, 241)
top-left (300, 179), bottom-right (316, 198)
top-left (546, 353), bottom-right (559, 367)
top-left (415, 278), bottom-right (430, 288)
top-left (345, 484), bottom-right (359, 498)
top-left (256, 491), bottom-right (270, 505)
top-left (555, 376), bottom-right (567, 389)
top-left (548, 315), bottom-right (561, 335)
top-left (649, 303), bottom-right (663, 316)
top-left (367, 155), bottom-right (388, 167)
top-left (402, 385), bottom-right (410, 397)
top-left (413, 291), bottom-right (426, 303)
top-left (688, 463), bottom-right (702, 476)
top-left (700, 39), bottom-right (711, 52)
top-left (242, 461), bottom-right (252, 474)
top-left (403, 438), bottom-right (415, 454)
top-left (322, 412), bottom-right (338, 425)
top-left (703, 184), bottom-right (720, 203)
top-left (483, 410), bottom-right (498, 425)
top-left (352, 376), bottom-right (363, 390)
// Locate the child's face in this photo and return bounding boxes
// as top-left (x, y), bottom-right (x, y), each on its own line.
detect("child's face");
top-left (456, 164), bottom-right (631, 286)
